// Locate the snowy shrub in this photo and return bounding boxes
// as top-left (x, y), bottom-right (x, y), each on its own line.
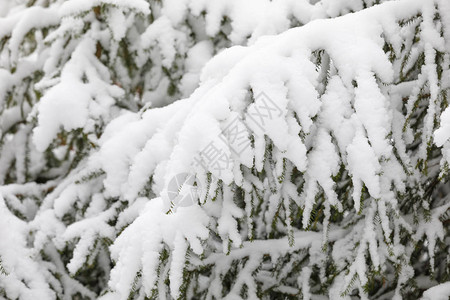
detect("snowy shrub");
top-left (0, 0), bottom-right (449, 299)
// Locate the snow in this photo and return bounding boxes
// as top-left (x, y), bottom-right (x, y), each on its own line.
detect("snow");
top-left (59, 0), bottom-right (150, 17)
top-left (413, 202), bottom-right (450, 272)
top-left (0, 0), bottom-right (449, 299)
top-left (180, 41), bottom-right (214, 96)
top-left (109, 198), bottom-right (209, 299)
top-left (300, 267), bottom-right (312, 300)
top-left (169, 233), bottom-right (188, 299)
top-left (354, 71), bottom-right (392, 158)
top-left (33, 80), bottom-right (91, 151)
top-left (140, 15), bottom-right (187, 68)
top-left (346, 129), bottom-right (382, 202)
top-left (421, 282), bottom-right (450, 300)
top-left (0, 196), bottom-right (55, 300)
top-left (63, 202), bottom-right (117, 275)
top-left (67, 0), bottom-right (449, 297)
top-left (301, 128), bottom-right (340, 228)
top-left (107, 8), bottom-right (128, 41)
top-left (217, 185), bottom-right (244, 251)
top-left (8, 7), bottom-right (59, 64)
top-left (435, 106), bottom-right (450, 147)
top-left (33, 36), bottom-right (124, 151)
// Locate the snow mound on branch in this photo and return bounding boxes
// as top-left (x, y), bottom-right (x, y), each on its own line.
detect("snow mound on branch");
top-left (33, 38), bottom-right (123, 151)
top-left (95, 0), bottom-right (413, 211)
top-left (96, 0), bottom-right (438, 298)
top-left (109, 198), bottom-right (209, 299)
top-left (0, 196), bottom-right (55, 300)
top-left (421, 282), bottom-right (450, 300)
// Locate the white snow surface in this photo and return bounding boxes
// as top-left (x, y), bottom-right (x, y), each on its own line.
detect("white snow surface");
top-left (0, 0), bottom-right (449, 299)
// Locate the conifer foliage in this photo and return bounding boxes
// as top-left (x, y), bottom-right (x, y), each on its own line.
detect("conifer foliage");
top-left (0, 0), bottom-right (449, 299)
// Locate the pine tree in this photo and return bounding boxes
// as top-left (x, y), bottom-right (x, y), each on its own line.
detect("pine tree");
top-left (0, 0), bottom-right (449, 299)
